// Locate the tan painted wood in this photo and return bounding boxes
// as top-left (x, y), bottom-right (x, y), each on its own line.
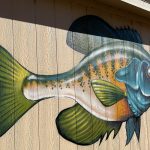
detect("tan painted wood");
top-left (55, 0), bottom-right (77, 150)
top-left (86, 7), bottom-right (111, 150)
top-left (109, 14), bottom-right (132, 150)
top-left (12, 0), bottom-right (40, 149)
top-left (12, 21), bottom-right (39, 150)
top-left (35, 0), bottom-right (60, 150)
top-left (0, 18), bottom-right (15, 150)
top-left (0, 0), bottom-right (149, 150)
top-left (86, 7), bottom-right (121, 150)
top-left (70, 3), bottom-right (95, 150)
top-left (0, 1), bottom-right (15, 150)
top-left (134, 21), bottom-right (150, 150)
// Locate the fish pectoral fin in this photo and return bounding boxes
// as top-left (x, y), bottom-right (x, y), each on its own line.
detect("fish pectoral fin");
top-left (56, 104), bottom-right (122, 145)
top-left (91, 79), bottom-right (125, 107)
top-left (126, 117), bottom-right (141, 145)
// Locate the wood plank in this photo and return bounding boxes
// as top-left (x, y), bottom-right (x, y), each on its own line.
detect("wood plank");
top-left (0, 1), bottom-right (14, 150)
top-left (35, 0), bottom-right (59, 149)
top-left (86, 7), bottom-right (114, 150)
top-left (133, 20), bottom-right (150, 150)
top-left (110, 14), bottom-right (132, 150)
top-left (0, 18), bottom-right (14, 150)
top-left (86, 7), bottom-right (122, 150)
top-left (12, 0), bottom-right (39, 149)
top-left (12, 21), bottom-right (39, 150)
top-left (55, 0), bottom-right (77, 150)
top-left (70, 3), bottom-right (94, 150)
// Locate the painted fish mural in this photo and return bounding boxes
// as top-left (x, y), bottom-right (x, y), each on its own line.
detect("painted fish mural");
top-left (0, 15), bottom-right (150, 146)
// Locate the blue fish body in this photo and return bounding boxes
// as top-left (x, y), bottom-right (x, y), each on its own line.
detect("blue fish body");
top-left (116, 58), bottom-right (150, 116)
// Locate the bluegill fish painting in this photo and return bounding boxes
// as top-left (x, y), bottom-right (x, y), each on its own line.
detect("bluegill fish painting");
top-left (0, 15), bottom-right (150, 146)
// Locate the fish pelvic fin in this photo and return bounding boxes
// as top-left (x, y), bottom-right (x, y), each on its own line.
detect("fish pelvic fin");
top-left (56, 104), bottom-right (122, 145)
top-left (126, 117), bottom-right (141, 145)
top-left (0, 46), bottom-right (37, 136)
top-left (91, 79), bottom-right (126, 107)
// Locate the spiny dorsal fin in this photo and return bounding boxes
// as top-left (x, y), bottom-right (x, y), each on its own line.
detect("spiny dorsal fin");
top-left (91, 79), bottom-right (125, 107)
top-left (115, 27), bottom-right (142, 44)
top-left (56, 104), bottom-right (122, 145)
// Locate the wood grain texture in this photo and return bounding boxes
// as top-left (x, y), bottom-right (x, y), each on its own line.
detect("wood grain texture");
top-left (12, 0), bottom-right (39, 149)
top-left (35, 0), bottom-right (60, 150)
top-left (13, 20), bottom-right (39, 150)
top-left (71, 3), bottom-right (94, 150)
top-left (0, 18), bottom-right (15, 150)
top-left (55, 1), bottom-right (77, 150)
top-left (0, 0), bottom-right (149, 150)
top-left (135, 21), bottom-right (150, 150)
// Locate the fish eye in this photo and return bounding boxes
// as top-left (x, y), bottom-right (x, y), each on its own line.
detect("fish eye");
top-left (148, 67), bottom-right (150, 76)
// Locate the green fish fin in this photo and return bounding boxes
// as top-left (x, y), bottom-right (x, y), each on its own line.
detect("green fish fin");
top-left (91, 79), bottom-right (125, 107)
top-left (126, 117), bottom-right (141, 145)
top-left (0, 46), bottom-right (37, 136)
top-left (56, 104), bottom-right (122, 145)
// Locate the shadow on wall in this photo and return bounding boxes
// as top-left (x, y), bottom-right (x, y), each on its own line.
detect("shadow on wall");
top-left (0, 0), bottom-right (72, 30)
top-left (0, 0), bottom-right (149, 45)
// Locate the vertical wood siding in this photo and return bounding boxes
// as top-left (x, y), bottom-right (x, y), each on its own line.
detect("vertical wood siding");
top-left (0, 0), bottom-right (149, 150)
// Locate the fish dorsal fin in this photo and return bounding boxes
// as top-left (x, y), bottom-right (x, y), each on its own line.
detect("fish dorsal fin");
top-left (116, 27), bottom-right (142, 44)
top-left (126, 117), bottom-right (141, 145)
top-left (56, 104), bottom-right (122, 145)
top-left (67, 15), bottom-right (143, 55)
top-left (67, 15), bottom-right (117, 55)
top-left (91, 79), bottom-right (125, 107)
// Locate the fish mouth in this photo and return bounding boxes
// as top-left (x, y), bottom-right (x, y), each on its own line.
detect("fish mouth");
top-left (115, 58), bottom-right (150, 117)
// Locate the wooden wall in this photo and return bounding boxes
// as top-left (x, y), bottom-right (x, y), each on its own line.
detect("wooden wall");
top-left (0, 0), bottom-right (149, 150)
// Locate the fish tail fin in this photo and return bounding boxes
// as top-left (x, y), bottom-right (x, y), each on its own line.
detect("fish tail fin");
top-left (56, 104), bottom-right (122, 145)
top-left (0, 46), bottom-right (37, 136)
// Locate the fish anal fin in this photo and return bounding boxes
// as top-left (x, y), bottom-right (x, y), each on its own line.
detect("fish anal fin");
top-left (56, 104), bottom-right (122, 145)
